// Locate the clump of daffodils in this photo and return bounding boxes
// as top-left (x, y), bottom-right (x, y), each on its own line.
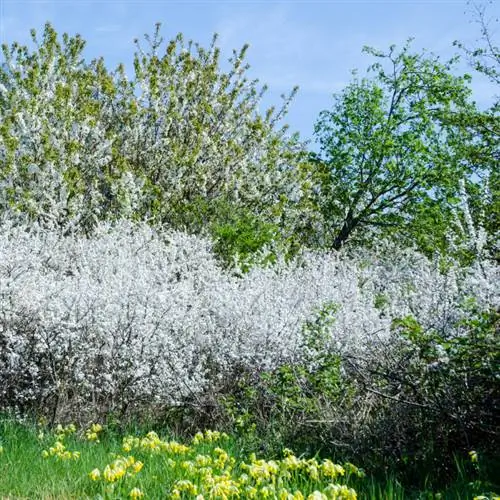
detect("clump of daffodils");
top-left (89, 455), bottom-right (143, 483)
top-left (55, 423), bottom-right (77, 441)
top-left (192, 429), bottom-right (229, 446)
top-left (42, 439), bottom-right (80, 461)
top-left (129, 487), bottom-right (144, 498)
top-left (123, 431), bottom-right (190, 455)
top-left (41, 423), bottom-right (80, 461)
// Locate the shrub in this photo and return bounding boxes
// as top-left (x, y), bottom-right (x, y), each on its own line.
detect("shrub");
top-left (0, 23), bottom-right (304, 245)
top-left (0, 221), bottom-right (497, 485)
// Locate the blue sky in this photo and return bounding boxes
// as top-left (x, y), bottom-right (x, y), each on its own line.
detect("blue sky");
top-left (1, 0), bottom-right (498, 142)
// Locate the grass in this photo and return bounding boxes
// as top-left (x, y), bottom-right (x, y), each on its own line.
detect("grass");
top-left (0, 418), bottom-right (361, 499)
top-left (0, 417), bottom-right (497, 499)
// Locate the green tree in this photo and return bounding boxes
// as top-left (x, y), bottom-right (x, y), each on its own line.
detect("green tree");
top-left (309, 42), bottom-right (477, 253)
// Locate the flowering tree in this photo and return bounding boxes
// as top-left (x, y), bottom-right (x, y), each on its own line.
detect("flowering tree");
top-left (0, 23), bottom-right (305, 248)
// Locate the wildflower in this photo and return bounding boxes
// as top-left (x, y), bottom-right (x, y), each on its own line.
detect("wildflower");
top-left (192, 429), bottom-right (227, 445)
top-left (283, 453), bottom-right (302, 471)
top-left (323, 483), bottom-right (357, 500)
top-left (248, 458), bottom-right (280, 483)
top-left (132, 460), bottom-right (144, 474)
top-left (89, 468), bottom-right (101, 481)
top-left (174, 479), bottom-right (198, 495)
top-left (213, 448), bottom-right (230, 468)
top-left (85, 431), bottom-right (99, 442)
top-left (129, 487), bottom-right (144, 498)
top-left (243, 486), bottom-right (259, 498)
top-left (278, 490), bottom-right (292, 500)
top-left (91, 423), bottom-right (103, 433)
top-left (307, 492), bottom-right (327, 500)
top-left (306, 463), bottom-right (320, 481)
top-left (321, 459), bottom-right (345, 479)
top-left (192, 432), bottom-right (204, 445)
top-left (343, 462), bottom-right (364, 478)
top-left (469, 450), bottom-right (478, 463)
top-left (195, 454), bottom-right (212, 467)
top-left (260, 484), bottom-right (277, 498)
top-left (103, 463), bottom-right (126, 482)
top-left (162, 440), bottom-right (190, 454)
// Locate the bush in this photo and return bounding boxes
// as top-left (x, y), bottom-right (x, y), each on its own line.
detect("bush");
top-left (0, 23), bottom-right (304, 247)
top-left (0, 221), bottom-right (497, 488)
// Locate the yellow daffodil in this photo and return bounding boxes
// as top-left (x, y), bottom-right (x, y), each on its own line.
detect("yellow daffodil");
top-left (132, 460), bottom-right (144, 474)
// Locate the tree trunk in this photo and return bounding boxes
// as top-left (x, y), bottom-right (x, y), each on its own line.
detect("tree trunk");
top-left (331, 212), bottom-right (359, 250)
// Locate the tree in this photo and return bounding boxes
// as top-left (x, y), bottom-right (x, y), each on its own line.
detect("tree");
top-left (455, 0), bottom-right (499, 86)
top-left (451, 1), bottom-right (500, 261)
top-left (309, 42), bottom-right (477, 253)
top-left (0, 23), bottom-right (304, 252)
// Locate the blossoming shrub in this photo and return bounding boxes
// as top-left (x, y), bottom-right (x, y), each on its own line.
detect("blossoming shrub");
top-left (0, 23), bottom-right (306, 257)
top-left (1, 220), bottom-right (497, 445)
top-left (225, 288), bottom-right (499, 483)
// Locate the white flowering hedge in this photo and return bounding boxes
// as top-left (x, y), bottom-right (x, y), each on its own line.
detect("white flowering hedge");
top-left (1, 220), bottom-right (497, 423)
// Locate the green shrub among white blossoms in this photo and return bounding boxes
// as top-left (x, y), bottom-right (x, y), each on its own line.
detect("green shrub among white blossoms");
top-left (0, 220), bottom-right (497, 424)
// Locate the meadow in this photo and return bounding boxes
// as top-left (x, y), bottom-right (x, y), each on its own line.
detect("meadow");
top-left (1, 418), bottom-right (497, 499)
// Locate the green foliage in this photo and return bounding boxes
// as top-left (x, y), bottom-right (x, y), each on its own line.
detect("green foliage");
top-left (309, 41), bottom-right (483, 255)
top-left (211, 205), bottom-right (281, 270)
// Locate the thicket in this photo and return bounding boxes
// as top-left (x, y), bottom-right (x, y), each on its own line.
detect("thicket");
top-left (0, 16), bottom-right (498, 492)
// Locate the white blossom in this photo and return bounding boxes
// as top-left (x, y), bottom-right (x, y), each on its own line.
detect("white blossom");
top-left (0, 221), bottom-right (497, 420)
